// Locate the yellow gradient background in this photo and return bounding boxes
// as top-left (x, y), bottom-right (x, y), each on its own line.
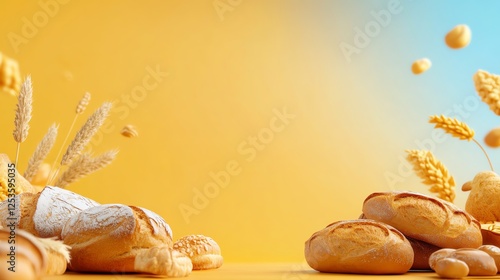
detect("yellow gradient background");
top-left (0, 0), bottom-right (497, 263)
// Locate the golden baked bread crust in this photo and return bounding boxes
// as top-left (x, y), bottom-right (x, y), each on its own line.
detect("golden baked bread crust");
top-left (304, 219), bottom-right (413, 274)
top-left (362, 191), bottom-right (482, 248)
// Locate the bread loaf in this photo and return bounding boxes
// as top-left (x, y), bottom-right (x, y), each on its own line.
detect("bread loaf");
top-left (0, 186), bottom-right (99, 238)
top-left (304, 219), bottom-right (413, 274)
top-left (134, 246), bottom-right (193, 277)
top-left (362, 191), bottom-right (482, 248)
top-left (463, 171), bottom-right (500, 222)
top-left (61, 204), bottom-right (173, 273)
top-left (406, 236), bottom-right (441, 270)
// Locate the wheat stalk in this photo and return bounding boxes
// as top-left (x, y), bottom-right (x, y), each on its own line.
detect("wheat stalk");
top-left (473, 69), bottom-right (500, 116)
top-left (54, 150), bottom-right (118, 188)
top-left (428, 115), bottom-right (474, 140)
top-left (47, 92), bottom-right (91, 184)
top-left (429, 115), bottom-right (494, 171)
top-left (13, 76), bottom-right (33, 167)
top-left (23, 123), bottom-right (58, 181)
top-left (406, 149), bottom-right (456, 202)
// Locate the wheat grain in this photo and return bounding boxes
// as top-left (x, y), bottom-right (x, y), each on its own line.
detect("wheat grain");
top-left (76, 92), bottom-right (91, 114)
top-left (24, 123), bottom-right (58, 181)
top-left (473, 70), bottom-right (500, 115)
top-left (429, 115), bottom-right (474, 140)
top-left (55, 150), bottom-right (118, 188)
top-left (60, 102), bottom-right (112, 166)
top-left (406, 149), bottom-right (456, 202)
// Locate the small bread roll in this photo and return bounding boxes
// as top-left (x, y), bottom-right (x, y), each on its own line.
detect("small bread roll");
top-left (173, 235), bottom-right (223, 270)
top-left (304, 219), bottom-right (413, 274)
top-left (362, 191), bottom-right (482, 248)
top-left (429, 248), bottom-right (497, 276)
top-left (61, 204), bottom-right (173, 273)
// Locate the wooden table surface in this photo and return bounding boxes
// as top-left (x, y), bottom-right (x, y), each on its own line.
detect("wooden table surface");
top-left (41, 263), bottom-right (460, 280)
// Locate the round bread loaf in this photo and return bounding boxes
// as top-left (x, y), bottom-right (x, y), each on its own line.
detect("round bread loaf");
top-left (61, 204), bottom-right (173, 273)
top-left (362, 191), bottom-right (482, 248)
top-left (304, 219), bottom-right (414, 274)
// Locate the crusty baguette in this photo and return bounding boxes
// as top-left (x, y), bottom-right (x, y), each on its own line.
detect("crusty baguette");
top-left (362, 191), bottom-right (482, 249)
top-left (304, 219), bottom-right (414, 274)
top-left (61, 204), bottom-right (173, 273)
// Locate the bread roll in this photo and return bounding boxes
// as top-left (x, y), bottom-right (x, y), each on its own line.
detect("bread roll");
top-left (0, 186), bottom-right (99, 238)
top-left (304, 219), bottom-right (413, 274)
top-left (173, 235), bottom-right (223, 270)
top-left (61, 204), bottom-right (173, 273)
top-left (362, 191), bottom-right (482, 248)
top-left (0, 154), bottom-right (36, 201)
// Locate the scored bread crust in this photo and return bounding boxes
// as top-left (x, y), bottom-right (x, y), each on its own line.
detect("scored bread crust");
top-left (304, 219), bottom-right (414, 274)
top-left (61, 204), bottom-right (173, 273)
top-left (362, 191), bottom-right (482, 249)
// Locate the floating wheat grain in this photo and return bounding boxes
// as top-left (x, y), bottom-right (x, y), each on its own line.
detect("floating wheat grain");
top-left (406, 149), bottom-right (456, 202)
top-left (429, 114), bottom-right (493, 171)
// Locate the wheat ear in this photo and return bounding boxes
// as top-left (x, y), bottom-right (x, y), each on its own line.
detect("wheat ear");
top-left (429, 115), bottom-right (493, 171)
top-left (406, 149), bottom-right (456, 202)
top-left (473, 70), bottom-right (500, 116)
top-left (47, 92), bottom-right (91, 184)
top-left (13, 76), bottom-right (33, 167)
top-left (54, 150), bottom-right (118, 188)
top-left (23, 123), bottom-right (58, 181)
top-left (48, 102), bottom-right (112, 185)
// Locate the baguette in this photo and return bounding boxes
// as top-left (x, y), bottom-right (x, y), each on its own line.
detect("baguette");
top-left (304, 219), bottom-right (413, 274)
top-left (362, 191), bottom-right (482, 248)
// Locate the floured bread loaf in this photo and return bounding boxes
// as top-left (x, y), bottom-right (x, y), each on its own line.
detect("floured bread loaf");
top-left (0, 186), bottom-right (99, 238)
top-left (61, 204), bottom-right (173, 273)
top-left (304, 219), bottom-right (413, 274)
top-left (0, 154), bottom-right (36, 201)
top-left (362, 191), bottom-right (482, 248)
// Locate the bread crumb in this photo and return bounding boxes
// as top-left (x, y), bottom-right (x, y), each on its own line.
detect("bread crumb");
top-left (445, 24), bottom-right (471, 49)
top-left (411, 58), bottom-right (431, 75)
top-left (121, 125), bottom-right (138, 138)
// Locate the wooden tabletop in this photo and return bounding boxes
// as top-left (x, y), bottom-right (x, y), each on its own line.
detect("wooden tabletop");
top-left (41, 263), bottom-right (448, 279)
